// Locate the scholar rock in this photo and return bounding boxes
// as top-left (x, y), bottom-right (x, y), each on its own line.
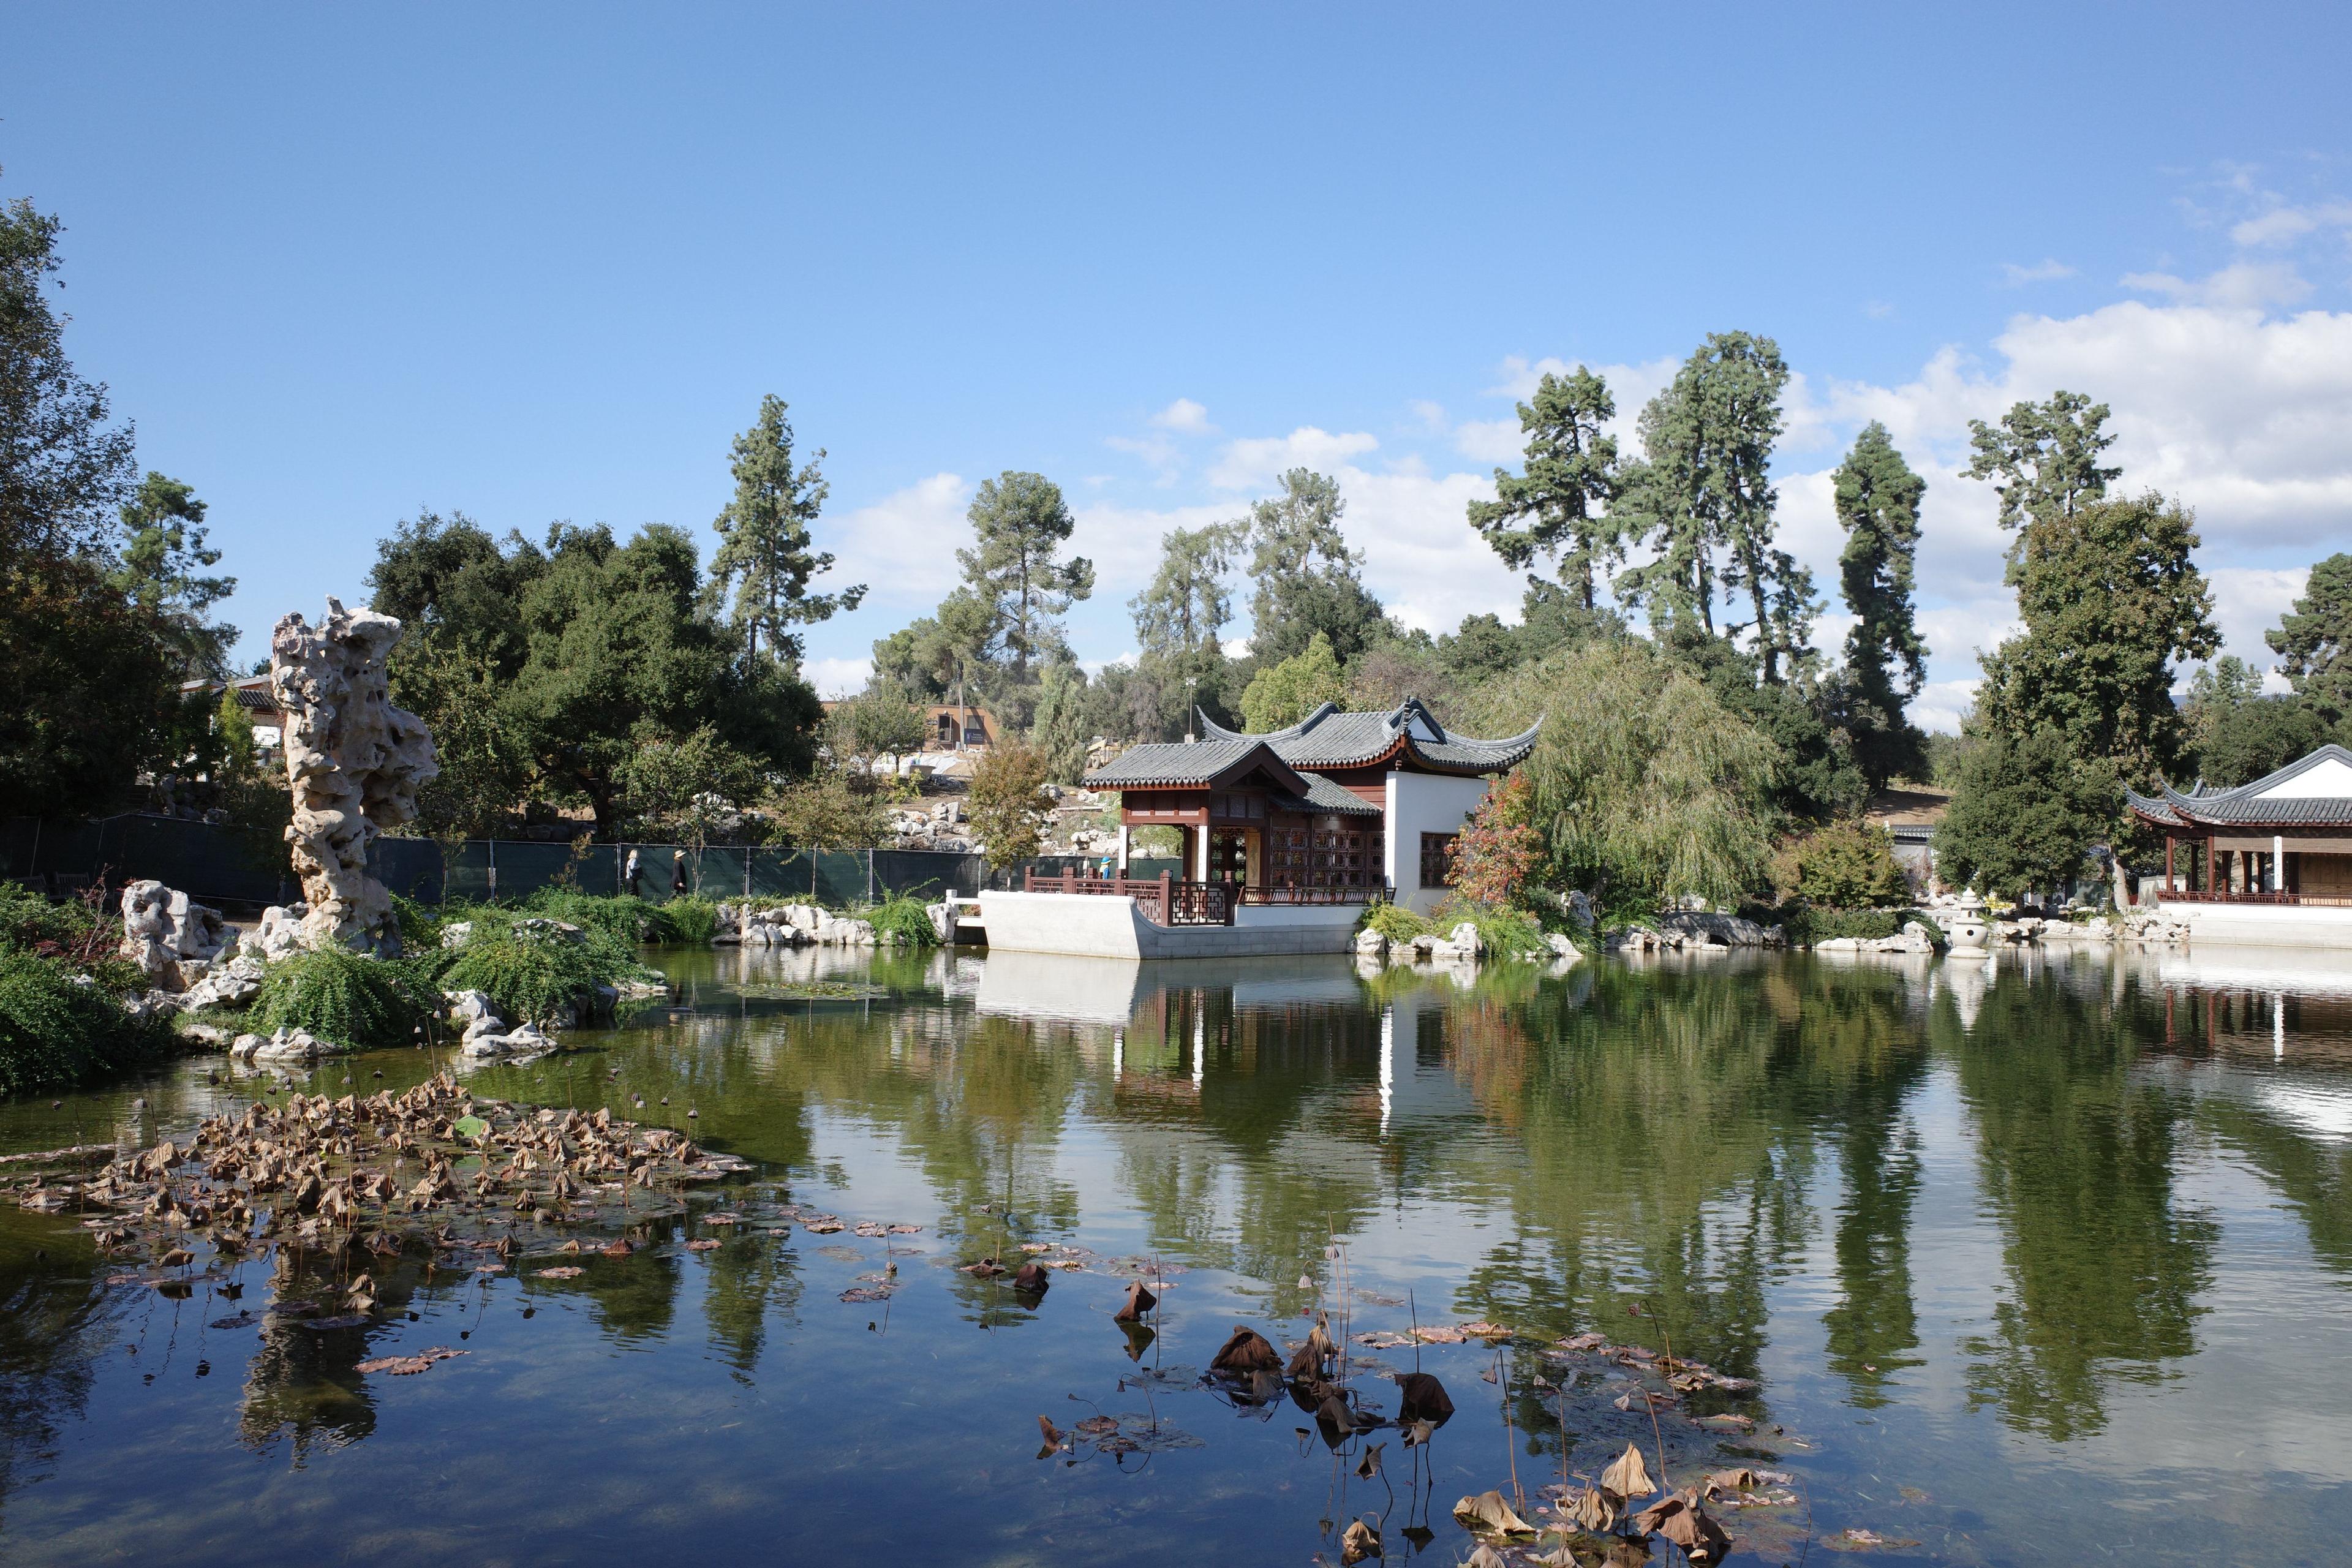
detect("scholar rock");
top-left (118, 880), bottom-right (230, 988)
top-left (271, 597), bottom-right (438, 956)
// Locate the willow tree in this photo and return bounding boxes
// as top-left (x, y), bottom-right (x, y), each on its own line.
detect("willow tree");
top-left (1473, 639), bottom-right (1781, 910)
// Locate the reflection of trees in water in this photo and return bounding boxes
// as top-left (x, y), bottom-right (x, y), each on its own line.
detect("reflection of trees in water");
top-left (2138, 984), bottom-right (2352, 1281)
top-left (1945, 968), bottom-right (2218, 1441)
top-left (702, 1234), bottom-right (804, 1376)
top-left (1433, 963), bottom-right (1930, 1384)
top-left (238, 1250), bottom-right (394, 1458)
top-left (0, 1253), bottom-right (125, 1529)
top-left (1101, 981), bottom-right (1392, 1303)
top-left (2192, 1091), bottom-right (2352, 1279)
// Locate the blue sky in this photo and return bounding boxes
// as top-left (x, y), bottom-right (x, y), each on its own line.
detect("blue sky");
top-left (7, 3), bottom-right (2351, 727)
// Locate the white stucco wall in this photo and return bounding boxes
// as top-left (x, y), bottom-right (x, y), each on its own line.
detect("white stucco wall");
top-left (976, 891), bottom-right (1361, 957)
top-left (1383, 772), bottom-right (1494, 916)
top-left (2176, 901), bottom-right (2352, 951)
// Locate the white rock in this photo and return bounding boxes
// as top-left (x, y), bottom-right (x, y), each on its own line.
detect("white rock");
top-left (440, 921), bottom-right (475, 949)
top-left (236, 1026), bottom-right (330, 1063)
top-left (1544, 932), bottom-right (1581, 965)
top-left (270, 597), bottom-right (438, 956)
top-left (1353, 928), bottom-right (1389, 960)
top-left (1448, 921), bottom-right (1486, 957)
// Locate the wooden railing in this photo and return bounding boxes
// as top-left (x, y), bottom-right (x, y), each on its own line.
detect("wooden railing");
top-left (2152, 889), bottom-right (2352, 908)
top-left (1020, 868), bottom-right (1218, 925)
top-left (1020, 869), bottom-right (1386, 926)
top-left (1240, 882), bottom-right (1391, 907)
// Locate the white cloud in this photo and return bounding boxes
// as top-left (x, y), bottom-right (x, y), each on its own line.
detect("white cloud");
top-left (1104, 432), bottom-right (1180, 479)
top-left (1451, 417), bottom-right (1523, 465)
top-left (1207, 426), bottom-right (1380, 490)
top-left (2230, 200), bottom-right (2352, 249)
top-left (1862, 300), bottom-right (1896, 320)
top-left (2206, 565), bottom-right (2306, 674)
top-left (1408, 399), bottom-right (1449, 433)
top-left (804, 656), bottom-right (872, 699)
top-left (1150, 398), bottom-right (1212, 432)
top-left (1911, 679), bottom-right (1981, 736)
top-left (820, 472), bottom-right (970, 606)
top-left (1486, 355), bottom-right (1572, 400)
top-left (2001, 258), bottom-right (2078, 285)
top-left (1329, 464), bottom-right (1520, 636)
top-left (2120, 261), bottom-right (2312, 311)
top-left (1069, 499), bottom-right (1241, 599)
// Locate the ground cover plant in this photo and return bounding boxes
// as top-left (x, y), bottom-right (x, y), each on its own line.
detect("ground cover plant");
top-left (0, 885), bottom-right (179, 1095)
top-left (249, 946), bottom-right (431, 1050)
top-left (428, 906), bottom-right (660, 1026)
top-left (858, 893), bottom-right (940, 948)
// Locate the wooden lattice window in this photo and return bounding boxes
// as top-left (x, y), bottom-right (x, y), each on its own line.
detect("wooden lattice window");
top-left (1419, 832), bottom-right (1458, 891)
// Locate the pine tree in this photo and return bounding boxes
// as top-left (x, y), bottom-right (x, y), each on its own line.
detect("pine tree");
top-left (959, 470), bottom-right (1093, 684)
top-left (1832, 423), bottom-right (1929, 788)
top-left (1613, 333), bottom-right (1813, 682)
top-left (707, 396), bottom-right (865, 668)
top-left (1964, 390), bottom-right (2120, 559)
top-left (2267, 552), bottom-right (2352, 723)
top-left (1244, 469), bottom-right (1386, 665)
top-left (1466, 368), bottom-right (1622, 609)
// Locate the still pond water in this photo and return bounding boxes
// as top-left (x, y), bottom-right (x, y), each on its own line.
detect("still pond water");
top-left (2, 943), bottom-right (2350, 1566)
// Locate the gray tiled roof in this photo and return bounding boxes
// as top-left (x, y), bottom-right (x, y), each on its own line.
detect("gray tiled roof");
top-left (1276, 774), bottom-right (1383, 817)
top-left (1197, 696), bottom-right (1539, 773)
top-left (2127, 744), bottom-right (2352, 826)
top-left (1084, 738), bottom-right (1266, 786)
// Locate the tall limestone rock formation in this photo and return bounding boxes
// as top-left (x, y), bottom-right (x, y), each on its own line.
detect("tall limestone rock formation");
top-left (270, 598), bottom-right (439, 955)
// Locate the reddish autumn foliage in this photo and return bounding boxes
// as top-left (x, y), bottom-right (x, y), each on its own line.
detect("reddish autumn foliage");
top-left (1447, 772), bottom-right (1541, 908)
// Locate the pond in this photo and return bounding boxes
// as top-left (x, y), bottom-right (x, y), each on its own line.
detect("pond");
top-left (3, 942), bottom-right (2351, 1566)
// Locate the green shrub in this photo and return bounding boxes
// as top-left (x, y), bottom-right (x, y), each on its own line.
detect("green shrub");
top-left (660, 895), bottom-right (719, 945)
top-left (437, 922), bottom-right (654, 1025)
top-left (1780, 905), bottom-right (1945, 948)
top-left (1360, 901), bottom-right (1432, 943)
top-left (0, 882), bottom-right (111, 961)
top-left (0, 950), bottom-right (181, 1096)
top-left (1431, 900), bottom-right (1548, 959)
top-left (251, 947), bottom-right (431, 1050)
top-left (860, 894), bottom-right (940, 949)
top-left (390, 892), bottom-right (443, 951)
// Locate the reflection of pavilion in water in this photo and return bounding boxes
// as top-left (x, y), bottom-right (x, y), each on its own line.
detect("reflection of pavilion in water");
top-left (973, 951), bottom-right (1492, 1128)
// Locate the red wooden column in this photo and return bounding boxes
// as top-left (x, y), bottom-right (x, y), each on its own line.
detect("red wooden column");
top-left (2165, 836), bottom-right (2175, 893)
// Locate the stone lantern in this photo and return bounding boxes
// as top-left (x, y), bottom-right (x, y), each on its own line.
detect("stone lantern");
top-left (1945, 889), bottom-right (1991, 956)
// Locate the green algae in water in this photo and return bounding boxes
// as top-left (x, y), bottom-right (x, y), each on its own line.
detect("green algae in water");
top-left (728, 979), bottom-right (889, 1001)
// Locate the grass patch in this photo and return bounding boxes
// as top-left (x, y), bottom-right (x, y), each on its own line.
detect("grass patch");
top-left (859, 894), bottom-right (940, 949)
top-left (1777, 905), bottom-right (1945, 948)
top-left (1360, 901), bottom-right (1433, 944)
top-left (251, 947), bottom-right (431, 1050)
top-left (1431, 901), bottom-right (1548, 959)
top-left (432, 916), bottom-right (657, 1026)
top-left (0, 949), bottom-right (182, 1096)
top-left (662, 895), bottom-right (720, 946)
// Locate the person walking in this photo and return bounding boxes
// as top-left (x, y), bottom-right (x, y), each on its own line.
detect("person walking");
top-left (671, 850), bottom-right (690, 899)
top-left (624, 848), bottom-right (643, 897)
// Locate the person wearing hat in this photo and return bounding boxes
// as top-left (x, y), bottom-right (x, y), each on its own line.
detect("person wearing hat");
top-left (671, 850), bottom-right (690, 899)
